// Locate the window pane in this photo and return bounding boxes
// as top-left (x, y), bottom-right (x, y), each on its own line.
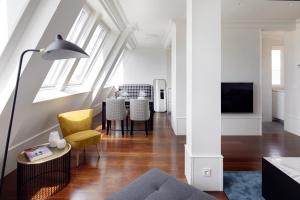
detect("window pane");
top-left (272, 70), bottom-right (280, 85)
top-left (41, 8), bottom-right (89, 88)
top-left (272, 49), bottom-right (281, 85)
top-left (68, 25), bottom-right (106, 85)
top-left (272, 50), bottom-right (281, 70)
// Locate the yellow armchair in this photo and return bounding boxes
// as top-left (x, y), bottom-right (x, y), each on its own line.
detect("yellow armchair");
top-left (58, 109), bottom-right (101, 166)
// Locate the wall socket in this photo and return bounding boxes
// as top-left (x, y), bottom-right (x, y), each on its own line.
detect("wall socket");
top-left (202, 168), bottom-right (211, 177)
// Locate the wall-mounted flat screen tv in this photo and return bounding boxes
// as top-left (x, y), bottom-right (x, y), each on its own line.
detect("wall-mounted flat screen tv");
top-left (221, 82), bottom-right (253, 113)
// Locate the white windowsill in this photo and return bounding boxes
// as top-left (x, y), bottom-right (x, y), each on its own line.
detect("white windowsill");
top-left (33, 86), bottom-right (91, 103)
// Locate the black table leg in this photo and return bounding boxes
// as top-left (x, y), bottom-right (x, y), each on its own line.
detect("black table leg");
top-left (130, 120), bottom-right (134, 135)
top-left (121, 120), bottom-right (124, 136)
top-left (145, 121), bottom-right (148, 136)
top-left (102, 102), bottom-right (106, 130)
top-left (106, 120), bottom-right (110, 135)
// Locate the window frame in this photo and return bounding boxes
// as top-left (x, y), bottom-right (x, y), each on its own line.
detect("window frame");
top-left (271, 46), bottom-right (284, 88)
top-left (35, 5), bottom-right (114, 103)
top-left (40, 6), bottom-right (92, 89)
top-left (67, 22), bottom-right (108, 86)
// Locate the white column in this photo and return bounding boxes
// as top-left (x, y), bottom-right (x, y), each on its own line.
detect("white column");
top-left (284, 20), bottom-right (300, 135)
top-left (171, 20), bottom-right (186, 135)
top-left (185, 0), bottom-right (223, 191)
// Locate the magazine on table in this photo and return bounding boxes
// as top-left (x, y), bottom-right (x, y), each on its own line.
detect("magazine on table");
top-left (24, 146), bottom-right (53, 162)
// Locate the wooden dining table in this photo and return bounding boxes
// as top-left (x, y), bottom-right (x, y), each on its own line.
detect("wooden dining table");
top-left (101, 100), bottom-right (154, 130)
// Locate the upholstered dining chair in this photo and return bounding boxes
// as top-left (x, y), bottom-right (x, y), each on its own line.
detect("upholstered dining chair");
top-left (57, 109), bottom-right (101, 167)
top-left (106, 98), bottom-right (128, 136)
top-left (130, 99), bottom-right (150, 136)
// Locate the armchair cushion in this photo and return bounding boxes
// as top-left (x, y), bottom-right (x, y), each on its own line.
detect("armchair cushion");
top-left (58, 109), bottom-right (93, 137)
top-left (65, 130), bottom-right (101, 150)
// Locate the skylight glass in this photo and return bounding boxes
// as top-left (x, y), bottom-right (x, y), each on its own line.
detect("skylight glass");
top-left (68, 25), bottom-right (107, 85)
top-left (41, 8), bottom-right (90, 88)
top-left (272, 49), bottom-right (281, 86)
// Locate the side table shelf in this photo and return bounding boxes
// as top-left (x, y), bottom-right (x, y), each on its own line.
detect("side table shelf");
top-left (17, 143), bottom-right (71, 200)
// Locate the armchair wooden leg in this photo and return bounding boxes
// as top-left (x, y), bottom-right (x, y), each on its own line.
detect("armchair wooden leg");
top-left (130, 120), bottom-right (134, 135)
top-left (96, 144), bottom-right (100, 158)
top-left (121, 120), bottom-right (124, 136)
top-left (76, 151), bottom-right (80, 167)
top-left (145, 121), bottom-right (148, 136)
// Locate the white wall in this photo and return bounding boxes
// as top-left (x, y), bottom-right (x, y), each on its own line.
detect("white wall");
top-left (262, 33), bottom-right (284, 122)
top-left (120, 48), bottom-right (167, 85)
top-left (0, 0), bottom-right (30, 55)
top-left (272, 90), bottom-right (285, 120)
top-left (166, 48), bottom-right (172, 89)
top-left (222, 27), bottom-right (262, 135)
top-left (284, 23), bottom-right (300, 135)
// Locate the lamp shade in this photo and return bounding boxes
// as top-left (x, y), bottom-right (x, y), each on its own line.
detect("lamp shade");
top-left (42, 35), bottom-right (89, 60)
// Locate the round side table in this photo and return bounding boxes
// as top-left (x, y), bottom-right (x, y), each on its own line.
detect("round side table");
top-left (17, 143), bottom-right (71, 200)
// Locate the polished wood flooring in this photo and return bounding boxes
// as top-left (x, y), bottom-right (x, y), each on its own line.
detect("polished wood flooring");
top-left (223, 132), bottom-right (300, 171)
top-left (2, 113), bottom-right (300, 200)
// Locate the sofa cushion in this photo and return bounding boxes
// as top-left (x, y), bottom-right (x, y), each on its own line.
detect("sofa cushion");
top-left (106, 168), bottom-right (217, 200)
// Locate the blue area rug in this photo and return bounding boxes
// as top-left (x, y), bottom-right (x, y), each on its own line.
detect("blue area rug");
top-left (224, 171), bottom-right (265, 200)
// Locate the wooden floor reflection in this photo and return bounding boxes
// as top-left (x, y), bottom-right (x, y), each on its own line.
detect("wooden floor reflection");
top-left (3, 113), bottom-right (300, 200)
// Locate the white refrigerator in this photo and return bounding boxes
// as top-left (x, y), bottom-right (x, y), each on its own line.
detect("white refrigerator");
top-left (153, 79), bottom-right (167, 112)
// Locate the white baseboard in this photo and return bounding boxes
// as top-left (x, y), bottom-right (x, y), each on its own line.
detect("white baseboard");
top-left (185, 145), bottom-right (223, 191)
top-left (8, 124), bottom-right (59, 151)
top-left (172, 117), bottom-right (186, 135)
top-left (285, 114), bottom-right (300, 136)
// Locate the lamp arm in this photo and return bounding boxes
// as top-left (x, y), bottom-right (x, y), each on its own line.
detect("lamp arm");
top-left (0, 49), bottom-right (41, 195)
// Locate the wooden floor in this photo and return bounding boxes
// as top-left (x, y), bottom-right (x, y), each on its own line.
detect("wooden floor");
top-left (223, 132), bottom-right (300, 171)
top-left (2, 113), bottom-right (300, 200)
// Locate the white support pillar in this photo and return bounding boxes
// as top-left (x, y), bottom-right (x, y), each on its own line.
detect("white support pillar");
top-left (171, 20), bottom-right (187, 135)
top-left (185, 0), bottom-right (223, 191)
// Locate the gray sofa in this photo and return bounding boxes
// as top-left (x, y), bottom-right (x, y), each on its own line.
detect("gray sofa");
top-left (106, 168), bottom-right (217, 200)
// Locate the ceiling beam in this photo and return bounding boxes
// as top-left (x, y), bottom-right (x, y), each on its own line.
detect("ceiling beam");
top-left (99, 0), bottom-right (137, 49)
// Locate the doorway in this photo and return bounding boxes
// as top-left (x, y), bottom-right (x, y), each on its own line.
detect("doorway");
top-left (261, 31), bottom-right (285, 134)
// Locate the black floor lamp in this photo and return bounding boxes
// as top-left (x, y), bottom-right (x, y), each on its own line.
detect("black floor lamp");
top-left (0, 34), bottom-right (89, 195)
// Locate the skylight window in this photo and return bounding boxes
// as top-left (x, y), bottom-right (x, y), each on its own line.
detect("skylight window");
top-left (68, 25), bottom-right (107, 85)
top-left (41, 8), bottom-right (90, 88)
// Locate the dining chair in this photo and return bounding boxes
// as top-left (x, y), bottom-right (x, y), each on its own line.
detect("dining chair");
top-left (106, 98), bottom-right (128, 136)
top-left (130, 99), bottom-right (150, 136)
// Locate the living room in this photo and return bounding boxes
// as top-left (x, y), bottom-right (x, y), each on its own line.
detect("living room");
top-left (1, 0), bottom-right (300, 200)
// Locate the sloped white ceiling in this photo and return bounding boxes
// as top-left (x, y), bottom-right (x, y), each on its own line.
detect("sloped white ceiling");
top-left (117, 0), bottom-right (186, 48)
top-left (222, 0), bottom-right (300, 21)
top-left (117, 0), bottom-right (300, 48)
